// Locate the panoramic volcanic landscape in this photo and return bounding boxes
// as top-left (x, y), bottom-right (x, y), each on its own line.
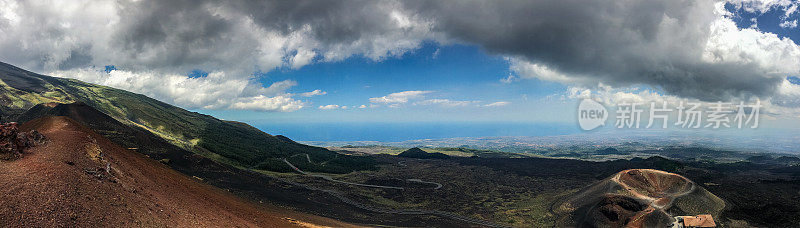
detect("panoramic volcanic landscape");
top-left (1, 59), bottom-right (800, 226)
top-left (3, 0), bottom-right (800, 227)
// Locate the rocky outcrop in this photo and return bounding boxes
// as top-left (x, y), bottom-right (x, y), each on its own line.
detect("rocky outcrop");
top-left (0, 122), bottom-right (44, 160)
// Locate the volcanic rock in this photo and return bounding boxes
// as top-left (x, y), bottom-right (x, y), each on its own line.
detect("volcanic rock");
top-left (0, 122), bottom-right (44, 160)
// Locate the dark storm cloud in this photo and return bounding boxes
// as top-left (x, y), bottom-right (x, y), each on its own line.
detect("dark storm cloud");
top-left (111, 0), bottom-right (238, 70)
top-left (224, 0), bottom-right (400, 44)
top-left (57, 46), bottom-right (93, 70)
top-left (109, 0), bottom-right (416, 55)
top-left (102, 0), bottom-right (427, 72)
top-left (401, 0), bottom-right (784, 101)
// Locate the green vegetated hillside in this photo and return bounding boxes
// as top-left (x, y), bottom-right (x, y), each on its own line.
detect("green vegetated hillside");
top-left (0, 61), bottom-right (373, 173)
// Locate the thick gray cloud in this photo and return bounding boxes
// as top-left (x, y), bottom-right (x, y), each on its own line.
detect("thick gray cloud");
top-left (403, 0), bottom-right (791, 101)
top-left (112, 0), bottom-right (235, 69)
top-left (225, 0), bottom-right (400, 44)
top-left (0, 0), bottom-right (798, 110)
top-left (102, 0), bottom-right (432, 72)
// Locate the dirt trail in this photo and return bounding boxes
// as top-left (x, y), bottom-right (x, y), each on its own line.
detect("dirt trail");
top-left (0, 116), bottom-right (354, 227)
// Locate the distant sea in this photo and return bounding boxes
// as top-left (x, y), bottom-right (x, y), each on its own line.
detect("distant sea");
top-left (254, 122), bottom-right (579, 142)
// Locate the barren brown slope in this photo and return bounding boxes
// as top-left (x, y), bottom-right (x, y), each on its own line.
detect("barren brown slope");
top-left (0, 116), bottom-right (355, 227)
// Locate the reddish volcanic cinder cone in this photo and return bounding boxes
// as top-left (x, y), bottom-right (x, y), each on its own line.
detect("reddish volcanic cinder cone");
top-left (613, 169), bottom-right (695, 209)
top-left (553, 169), bottom-right (725, 228)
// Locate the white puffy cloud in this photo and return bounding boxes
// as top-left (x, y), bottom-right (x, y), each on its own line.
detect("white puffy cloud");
top-left (290, 48), bottom-right (317, 69)
top-left (298, 89), bottom-right (327, 97)
top-left (51, 68), bottom-right (305, 112)
top-left (369, 91), bottom-right (493, 108)
top-left (703, 10), bottom-right (800, 75)
top-left (368, 91), bottom-right (505, 108)
top-left (414, 99), bottom-right (477, 107)
top-left (499, 74), bottom-right (516, 84)
top-left (507, 58), bottom-right (580, 84)
top-left (231, 95), bottom-right (303, 112)
top-left (567, 85), bottom-right (687, 107)
top-left (485, 101), bottom-right (510, 107)
top-left (369, 90), bottom-right (432, 104)
top-left (726, 0), bottom-right (797, 14)
top-left (779, 19), bottom-right (798, 28)
top-left (318, 104), bottom-right (341, 110)
top-left (772, 78), bottom-right (800, 107)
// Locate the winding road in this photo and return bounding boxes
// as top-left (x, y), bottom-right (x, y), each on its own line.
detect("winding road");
top-left (282, 158), bottom-right (403, 189)
top-left (406, 178), bottom-right (443, 190)
top-left (280, 158), bottom-right (506, 228)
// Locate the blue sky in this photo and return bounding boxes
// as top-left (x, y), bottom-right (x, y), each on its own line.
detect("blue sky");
top-left (727, 3), bottom-right (800, 41)
top-left (198, 42), bottom-right (573, 124)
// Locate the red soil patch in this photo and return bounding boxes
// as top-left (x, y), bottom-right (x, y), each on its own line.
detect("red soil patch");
top-left (0, 116), bottom-right (354, 227)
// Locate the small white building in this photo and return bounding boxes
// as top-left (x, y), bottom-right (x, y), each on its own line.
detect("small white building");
top-left (673, 214), bottom-right (716, 228)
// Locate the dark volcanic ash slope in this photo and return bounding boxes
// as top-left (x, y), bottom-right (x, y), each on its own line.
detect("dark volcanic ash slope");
top-left (554, 169), bottom-right (725, 227)
top-left (0, 116), bottom-right (354, 227)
